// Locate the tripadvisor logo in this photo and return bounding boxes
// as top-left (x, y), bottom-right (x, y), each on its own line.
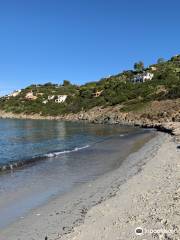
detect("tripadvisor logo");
top-left (135, 227), bottom-right (144, 236)
top-left (135, 226), bottom-right (175, 236)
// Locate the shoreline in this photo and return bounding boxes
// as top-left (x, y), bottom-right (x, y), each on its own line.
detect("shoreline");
top-left (0, 123), bottom-right (152, 174)
top-left (0, 132), bottom-right (174, 240)
top-left (0, 114), bottom-right (179, 239)
top-left (62, 133), bottom-right (180, 240)
top-left (0, 108), bottom-right (180, 141)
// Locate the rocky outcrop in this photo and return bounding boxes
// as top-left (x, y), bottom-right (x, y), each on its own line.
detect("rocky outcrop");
top-left (0, 99), bottom-right (180, 141)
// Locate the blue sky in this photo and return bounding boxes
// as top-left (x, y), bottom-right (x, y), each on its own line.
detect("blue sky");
top-left (0, 0), bottom-right (180, 95)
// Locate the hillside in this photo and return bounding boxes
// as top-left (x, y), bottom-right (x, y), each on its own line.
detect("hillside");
top-left (0, 55), bottom-right (180, 117)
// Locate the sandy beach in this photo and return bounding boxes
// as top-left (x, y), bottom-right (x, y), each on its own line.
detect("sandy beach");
top-left (0, 131), bottom-right (179, 240)
top-left (62, 134), bottom-right (180, 240)
top-left (0, 1), bottom-right (180, 239)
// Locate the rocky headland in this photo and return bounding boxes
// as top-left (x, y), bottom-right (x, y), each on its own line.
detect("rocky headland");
top-left (0, 99), bottom-right (180, 142)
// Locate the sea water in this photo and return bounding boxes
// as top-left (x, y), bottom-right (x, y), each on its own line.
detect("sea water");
top-left (0, 119), bottom-right (155, 229)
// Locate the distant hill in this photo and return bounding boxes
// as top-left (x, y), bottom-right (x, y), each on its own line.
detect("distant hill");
top-left (0, 55), bottom-right (180, 116)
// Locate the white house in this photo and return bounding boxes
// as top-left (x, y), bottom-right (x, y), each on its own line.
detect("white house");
top-left (132, 72), bottom-right (154, 83)
top-left (55, 95), bottom-right (67, 103)
top-left (25, 91), bottom-right (37, 100)
top-left (150, 66), bottom-right (157, 71)
top-left (8, 90), bottom-right (21, 97)
top-left (143, 72), bottom-right (154, 81)
top-left (42, 100), bottom-right (48, 104)
top-left (48, 95), bottom-right (55, 100)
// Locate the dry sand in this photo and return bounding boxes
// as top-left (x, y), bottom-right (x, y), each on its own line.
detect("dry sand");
top-left (0, 133), bottom-right (179, 240)
top-left (63, 135), bottom-right (180, 240)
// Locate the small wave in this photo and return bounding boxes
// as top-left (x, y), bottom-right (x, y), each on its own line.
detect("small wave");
top-left (0, 145), bottom-right (90, 173)
top-left (44, 145), bottom-right (90, 158)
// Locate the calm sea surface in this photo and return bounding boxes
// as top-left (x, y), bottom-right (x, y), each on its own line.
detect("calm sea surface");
top-left (0, 119), bottom-right (155, 229)
top-left (0, 119), bottom-right (139, 165)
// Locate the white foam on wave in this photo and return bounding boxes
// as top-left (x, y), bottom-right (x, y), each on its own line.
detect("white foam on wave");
top-left (0, 145), bottom-right (90, 172)
top-left (44, 145), bottom-right (90, 158)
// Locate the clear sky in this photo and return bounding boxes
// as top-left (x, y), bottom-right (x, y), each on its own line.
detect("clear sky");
top-left (0, 0), bottom-right (180, 95)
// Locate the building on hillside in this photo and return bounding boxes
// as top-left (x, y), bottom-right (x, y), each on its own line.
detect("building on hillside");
top-left (8, 90), bottom-right (21, 97)
top-left (37, 93), bottom-right (43, 96)
top-left (55, 95), bottom-right (67, 103)
top-left (25, 91), bottom-right (37, 100)
top-left (42, 100), bottom-right (48, 104)
top-left (150, 66), bottom-right (157, 71)
top-left (48, 95), bottom-right (55, 100)
top-left (93, 90), bottom-right (103, 97)
top-left (131, 72), bottom-right (154, 83)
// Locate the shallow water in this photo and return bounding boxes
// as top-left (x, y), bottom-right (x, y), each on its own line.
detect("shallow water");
top-left (0, 119), bottom-right (155, 229)
top-left (0, 119), bottom-right (140, 168)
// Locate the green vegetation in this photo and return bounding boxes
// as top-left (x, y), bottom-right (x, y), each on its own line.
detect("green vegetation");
top-left (134, 61), bottom-right (144, 72)
top-left (0, 55), bottom-right (180, 116)
top-left (157, 58), bottom-right (165, 64)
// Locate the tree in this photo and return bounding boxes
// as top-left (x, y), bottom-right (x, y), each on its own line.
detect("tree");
top-left (63, 80), bottom-right (71, 86)
top-left (134, 61), bottom-right (144, 72)
top-left (44, 82), bottom-right (53, 86)
top-left (157, 58), bottom-right (165, 64)
top-left (171, 55), bottom-right (180, 62)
